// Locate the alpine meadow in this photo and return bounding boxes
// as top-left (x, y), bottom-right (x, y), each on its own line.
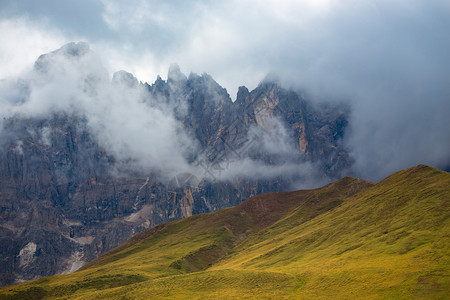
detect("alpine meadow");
top-left (1, 165), bottom-right (448, 299)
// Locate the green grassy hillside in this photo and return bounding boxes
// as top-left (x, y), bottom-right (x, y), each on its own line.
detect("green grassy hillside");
top-left (1, 165), bottom-right (448, 299)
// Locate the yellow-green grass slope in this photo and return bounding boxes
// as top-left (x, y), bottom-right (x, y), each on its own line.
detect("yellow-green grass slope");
top-left (1, 165), bottom-right (448, 299)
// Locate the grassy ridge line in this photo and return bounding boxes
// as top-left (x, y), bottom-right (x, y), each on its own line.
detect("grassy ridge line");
top-left (80, 176), bottom-right (371, 274)
top-left (0, 165), bottom-right (448, 299)
top-left (210, 164), bottom-right (449, 298)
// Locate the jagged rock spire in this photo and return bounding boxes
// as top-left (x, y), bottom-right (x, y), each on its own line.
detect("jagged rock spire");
top-left (112, 70), bottom-right (138, 88)
top-left (167, 63), bottom-right (187, 83)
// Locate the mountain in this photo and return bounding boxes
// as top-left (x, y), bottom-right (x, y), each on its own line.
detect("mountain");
top-left (0, 165), bottom-right (448, 299)
top-left (0, 42), bottom-right (350, 286)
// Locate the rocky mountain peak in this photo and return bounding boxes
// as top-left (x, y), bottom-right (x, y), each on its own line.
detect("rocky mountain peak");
top-left (34, 42), bottom-right (91, 73)
top-left (112, 70), bottom-right (139, 88)
top-left (236, 86), bottom-right (250, 104)
top-left (259, 73), bottom-right (281, 87)
top-left (58, 41), bottom-right (90, 58)
top-left (167, 63), bottom-right (187, 83)
top-left (187, 72), bottom-right (231, 104)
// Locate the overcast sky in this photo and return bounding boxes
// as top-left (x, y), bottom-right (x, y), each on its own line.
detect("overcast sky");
top-left (0, 0), bottom-right (449, 180)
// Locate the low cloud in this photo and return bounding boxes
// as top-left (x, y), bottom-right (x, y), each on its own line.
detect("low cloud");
top-left (1, 0), bottom-right (449, 181)
top-left (96, 0), bottom-right (450, 180)
top-left (0, 43), bottom-right (197, 180)
top-left (1, 43), bottom-right (315, 185)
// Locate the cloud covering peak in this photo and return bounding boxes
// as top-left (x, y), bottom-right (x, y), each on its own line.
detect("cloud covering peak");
top-left (0, 0), bottom-right (449, 180)
top-left (0, 42), bottom-right (197, 180)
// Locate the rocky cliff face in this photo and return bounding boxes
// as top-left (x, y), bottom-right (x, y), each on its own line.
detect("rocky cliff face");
top-left (0, 43), bottom-right (350, 286)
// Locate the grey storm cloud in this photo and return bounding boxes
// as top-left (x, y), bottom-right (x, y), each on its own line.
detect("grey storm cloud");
top-left (0, 0), bottom-right (449, 181)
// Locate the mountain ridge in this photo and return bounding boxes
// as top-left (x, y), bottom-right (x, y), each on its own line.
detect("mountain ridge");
top-left (80, 175), bottom-right (374, 273)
